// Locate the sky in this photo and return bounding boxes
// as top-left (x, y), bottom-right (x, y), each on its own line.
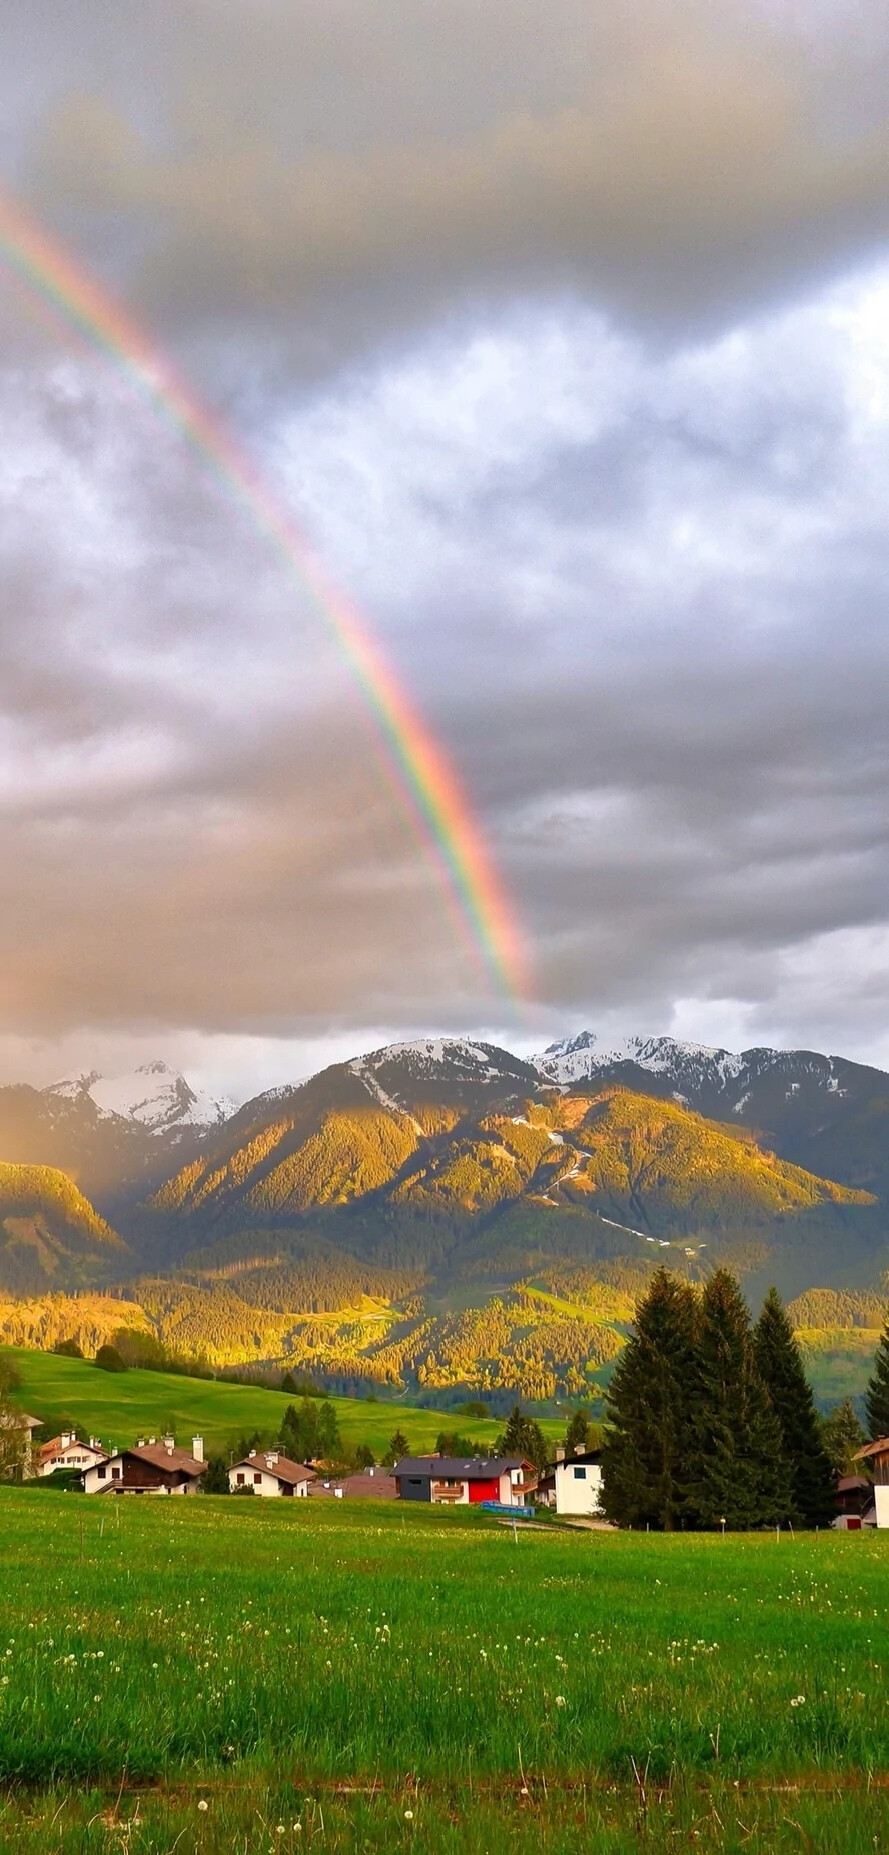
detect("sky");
top-left (4, 0), bottom-right (889, 1102)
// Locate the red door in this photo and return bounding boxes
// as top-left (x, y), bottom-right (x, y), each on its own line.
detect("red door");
top-left (467, 1478), bottom-right (500, 1503)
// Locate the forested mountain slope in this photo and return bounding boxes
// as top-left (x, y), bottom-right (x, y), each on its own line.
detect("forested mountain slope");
top-left (0, 1163), bottom-right (125, 1295)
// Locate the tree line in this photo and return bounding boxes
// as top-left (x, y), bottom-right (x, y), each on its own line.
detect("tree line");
top-left (602, 1269), bottom-right (837, 1530)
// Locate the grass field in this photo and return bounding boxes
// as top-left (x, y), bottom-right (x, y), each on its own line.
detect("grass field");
top-left (0, 1345), bottom-right (563, 1459)
top-left (0, 1488), bottom-right (888, 1852)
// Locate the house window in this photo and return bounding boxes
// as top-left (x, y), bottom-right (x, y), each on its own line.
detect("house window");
top-left (573, 1466), bottom-right (586, 1480)
top-left (112, 1466), bottom-right (122, 1480)
top-left (236, 1472), bottom-right (245, 1486)
top-left (254, 1472), bottom-right (262, 1484)
top-left (97, 1465), bottom-right (107, 1480)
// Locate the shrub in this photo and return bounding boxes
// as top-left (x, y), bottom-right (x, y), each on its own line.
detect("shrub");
top-left (94, 1344), bottom-right (127, 1374)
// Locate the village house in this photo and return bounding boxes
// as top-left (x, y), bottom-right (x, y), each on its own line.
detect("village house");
top-left (833, 1474), bottom-right (876, 1529)
top-left (82, 1434), bottom-right (206, 1495)
top-left (853, 1437), bottom-right (889, 1527)
top-left (35, 1432), bottom-right (106, 1479)
top-left (308, 1467), bottom-right (398, 1499)
top-left (392, 1455), bottom-right (536, 1506)
top-left (228, 1449), bottom-right (315, 1496)
top-left (537, 1444), bottom-right (604, 1518)
top-left (1, 1409), bottom-right (41, 1478)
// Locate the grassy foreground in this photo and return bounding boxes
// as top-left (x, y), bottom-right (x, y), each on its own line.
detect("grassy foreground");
top-left (0, 1489), bottom-right (888, 1851)
top-left (1, 1345), bottom-right (553, 1458)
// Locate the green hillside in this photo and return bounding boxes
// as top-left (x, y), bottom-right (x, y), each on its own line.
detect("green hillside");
top-left (0, 1344), bottom-right (557, 1459)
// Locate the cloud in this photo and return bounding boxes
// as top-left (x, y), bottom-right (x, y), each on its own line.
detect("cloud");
top-left (2, 3), bottom-right (889, 1090)
top-left (17, 0), bottom-right (889, 379)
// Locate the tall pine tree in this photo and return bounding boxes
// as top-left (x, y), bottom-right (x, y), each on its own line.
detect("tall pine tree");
top-left (865, 1316), bottom-right (889, 1441)
top-left (687, 1270), bottom-right (789, 1531)
top-left (754, 1287), bottom-right (835, 1527)
top-left (821, 1398), bottom-right (865, 1476)
top-left (601, 1268), bottom-right (699, 1530)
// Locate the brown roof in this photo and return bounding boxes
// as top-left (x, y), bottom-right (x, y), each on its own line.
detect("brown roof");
top-left (309, 1473), bottom-right (398, 1498)
top-left (837, 1474), bottom-right (872, 1491)
top-left (39, 1435), bottom-right (103, 1460)
top-left (854, 1437), bottom-right (889, 1461)
top-left (232, 1453), bottom-right (315, 1487)
top-left (125, 1444), bottom-right (206, 1477)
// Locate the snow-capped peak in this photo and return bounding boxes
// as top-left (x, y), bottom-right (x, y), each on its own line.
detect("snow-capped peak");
top-left (46, 1062), bottom-right (235, 1135)
top-left (362, 1037), bottom-right (536, 1082)
top-left (535, 1032), bottom-right (747, 1087)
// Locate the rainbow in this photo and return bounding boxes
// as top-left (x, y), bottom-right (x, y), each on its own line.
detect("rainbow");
top-left (0, 187), bottom-right (530, 1004)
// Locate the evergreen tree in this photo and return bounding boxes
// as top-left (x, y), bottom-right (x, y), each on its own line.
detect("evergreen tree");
top-left (435, 1430), bottom-right (476, 1457)
top-left (821, 1398), bottom-right (865, 1476)
top-left (317, 1399), bottom-right (341, 1460)
top-left (383, 1429), bottom-right (409, 1466)
top-left (354, 1443), bottom-right (375, 1469)
top-left (565, 1407), bottom-right (592, 1454)
top-left (754, 1287), bottom-right (835, 1527)
top-left (865, 1316), bottom-right (889, 1440)
top-left (201, 1454), bottom-right (230, 1494)
top-left (601, 1268), bottom-right (699, 1530)
top-left (280, 1370), bottom-right (299, 1396)
top-left (688, 1270), bottom-right (789, 1531)
top-left (495, 1404), bottom-right (549, 1472)
top-left (280, 1396), bottom-right (321, 1463)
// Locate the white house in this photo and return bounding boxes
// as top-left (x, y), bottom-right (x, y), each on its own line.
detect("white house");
top-left (539, 1446), bottom-right (604, 1517)
top-left (228, 1449), bottom-right (315, 1497)
top-left (82, 1435), bottom-right (206, 1495)
top-left (35, 1432), bottom-right (106, 1478)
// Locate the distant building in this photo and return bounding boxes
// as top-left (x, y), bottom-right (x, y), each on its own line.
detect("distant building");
top-left (538, 1445), bottom-right (604, 1518)
top-left (309, 1468), bottom-right (398, 1499)
top-left (834, 1474), bottom-right (875, 1529)
top-left (82, 1434), bottom-right (206, 1495)
top-left (229, 1449), bottom-right (315, 1497)
top-left (1, 1409), bottom-right (41, 1478)
top-left (392, 1456), bottom-right (536, 1507)
top-left (36, 1432), bottom-right (106, 1478)
top-left (854, 1438), bottom-right (889, 1527)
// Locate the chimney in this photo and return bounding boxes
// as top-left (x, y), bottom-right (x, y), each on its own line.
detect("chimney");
top-left (248, 1448), bottom-right (256, 1458)
top-left (192, 1435), bottom-right (204, 1463)
top-left (136, 1437), bottom-right (145, 1448)
top-left (162, 1434), bottom-right (175, 1451)
top-left (265, 1451), bottom-right (278, 1467)
top-left (148, 1436), bottom-right (156, 1445)
top-left (556, 1445), bottom-right (565, 1463)
top-left (61, 1432), bottom-right (72, 1450)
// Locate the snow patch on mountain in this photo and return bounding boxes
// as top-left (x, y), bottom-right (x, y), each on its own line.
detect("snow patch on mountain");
top-left (363, 1037), bottom-right (537, 1083)
top-left (535, 1031), bottom-right (746, 1087)
top-left (47, 1061), bottom-right (234, 1135)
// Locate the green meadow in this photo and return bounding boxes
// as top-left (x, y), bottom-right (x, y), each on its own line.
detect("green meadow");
top-left (1, 1345), bottom-right (559, 1459)
top-left (0, 1489), bottom-right (888, 1852)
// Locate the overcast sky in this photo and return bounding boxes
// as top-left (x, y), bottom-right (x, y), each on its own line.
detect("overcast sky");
top-left (4, 0), bottom-right (889, 1101)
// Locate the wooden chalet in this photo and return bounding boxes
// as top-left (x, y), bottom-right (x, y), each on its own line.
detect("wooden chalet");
top-left (82, 1434), bottom-right (206, 1495)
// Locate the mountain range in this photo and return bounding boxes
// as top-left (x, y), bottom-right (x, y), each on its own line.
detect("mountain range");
top-left (0, 1034), bottom-right (887, 1408)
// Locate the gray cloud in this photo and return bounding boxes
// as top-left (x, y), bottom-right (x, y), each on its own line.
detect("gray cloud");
top-left (1, 2), bottom-right (889, 1093)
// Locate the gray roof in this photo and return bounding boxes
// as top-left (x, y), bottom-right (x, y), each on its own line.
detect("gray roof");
top-left (393, 1456), bottom-right (532, 1478)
